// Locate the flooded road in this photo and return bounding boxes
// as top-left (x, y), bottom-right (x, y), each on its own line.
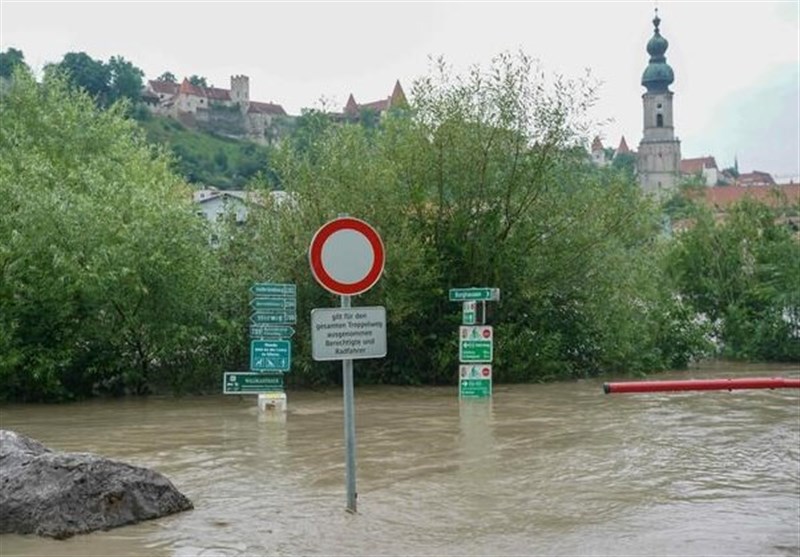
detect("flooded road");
top-left (1, 361), bottom-right (798, 556)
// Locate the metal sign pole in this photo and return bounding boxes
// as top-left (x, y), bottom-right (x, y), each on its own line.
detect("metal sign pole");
top-left (341, 294), bottom-right (357, 513)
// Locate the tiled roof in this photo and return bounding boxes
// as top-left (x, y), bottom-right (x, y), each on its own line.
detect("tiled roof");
top-left (616, 136), bottom-right (630, 154)
top-left (591, 136), bottom-right (604, 151)
top-left (390, 80), bottom-right (407, 107)
top-left (205, 87), bottom-right (231, 101)
top-left (179, 78), bottom-right (206, 97)
top-left (148, 80), bottom-right (179, 95)
top-left (342, 81), bottom-right (406, 115)
top-left (359, 98), bottom-right (390, 112)
top-left (247, 101), bottom-right (287, 116)
top-left (696, 184), bottom-right (799, 210)
top-left (736, 171), bottom-right (775, 186)
top-left (344, 94), bottom-right (359, 115)
top-left (681, 156), bottom-right (718, 174)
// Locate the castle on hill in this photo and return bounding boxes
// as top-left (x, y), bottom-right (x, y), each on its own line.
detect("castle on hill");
top-left (142, 76), bottom-right (407, 144)
top-left (142, 75), bottom-right (289, 144)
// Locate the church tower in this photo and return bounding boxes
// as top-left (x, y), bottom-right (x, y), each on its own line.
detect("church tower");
top-left (637, 10), bottom-right (681, 194)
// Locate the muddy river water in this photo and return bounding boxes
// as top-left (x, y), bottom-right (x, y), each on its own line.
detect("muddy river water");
top-left (1, 361), bottom-right (798, 556)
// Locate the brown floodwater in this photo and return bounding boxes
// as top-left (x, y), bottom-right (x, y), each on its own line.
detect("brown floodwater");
top-left (1, 361), bottom-right (798, 556)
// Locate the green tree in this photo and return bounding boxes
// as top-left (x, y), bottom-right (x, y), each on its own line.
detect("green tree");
top-left (668, 198), bottom-right (800, 361)
top-left (0, 71), bottom-right (224, 401)
top-left (188, 75), bottom-right (208, 88)
top-left (50, 51), bottom-right (111, 102)
top-left (0, 47), bottom-right (28, 79)
top-left (157, 71), bottom-right (177, 83)
top-left (248, 51), bottom-right (705, 386)
top-left (611, 151), bottom-right (637, 180)
top-left (107, 56), bottom-right (144, 104)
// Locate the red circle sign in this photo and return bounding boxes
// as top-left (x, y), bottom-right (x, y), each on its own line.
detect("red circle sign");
top-left (309, 217), bottom-right (385, 296)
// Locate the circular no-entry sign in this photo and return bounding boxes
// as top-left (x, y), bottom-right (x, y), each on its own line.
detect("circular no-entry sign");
top-left (309, 216), bottom-right (385, 296)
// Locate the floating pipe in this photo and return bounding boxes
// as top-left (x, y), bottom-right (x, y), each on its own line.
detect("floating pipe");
top-left (603, 377), bottom-right (800, 394)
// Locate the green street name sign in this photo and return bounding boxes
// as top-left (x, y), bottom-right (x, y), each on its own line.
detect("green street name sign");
top-left (250, 339), bottom-right (291, 372)
top-left (459, 378), bottom-right (492, 398)
top-left (251, 297), bottom-right (297, 310)
top-left (251, 312), bottom-right (297, 325)
top-left (250, 283), bottom-right (297, 297)
top-left (250, 324), bottom-right (295, 339)
top-left (449, 288), bottom-right (500, 302)
top-left (224, 372), bottom-right (284, 394)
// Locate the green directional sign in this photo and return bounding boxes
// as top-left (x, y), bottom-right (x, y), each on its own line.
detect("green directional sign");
top-left (250, 324), bottom-right (295, 339)
top-left (251, 283), bottom-right (296, 297)
top-left (224, 372), bottom-right (284, 394)
top-left (460, 340), bottom-right (492, 362)
top-left (459, 378), bottom-right (492, 398)
top-left (459, 326), bottom-right (493, 362)
top-left (251, 312), bottom-right (297, 324)
top-left (462, 301), bottom-right (476, 325)
top-left (449, 288), bottom-right (500, 302)
top-left (251, 297), bottom-right (297, 310)
top-left (250, 339), bottom-right (291, 372)
top-left (459, 364), bottom-right (492, 398)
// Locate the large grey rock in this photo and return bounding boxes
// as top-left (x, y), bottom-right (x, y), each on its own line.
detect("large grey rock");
top-left (0, 429), bottom-right (193, 539)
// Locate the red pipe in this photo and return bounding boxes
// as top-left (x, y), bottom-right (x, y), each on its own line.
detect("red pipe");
top-left (603, 377), bottom-right (800, 394)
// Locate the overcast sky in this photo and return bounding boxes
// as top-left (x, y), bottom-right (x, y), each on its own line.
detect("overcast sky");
top-left (2, 1), bottom-right (798, 179)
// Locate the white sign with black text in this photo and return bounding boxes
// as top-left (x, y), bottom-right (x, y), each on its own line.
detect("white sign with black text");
top-left (311, 306), bottom-right (387, 361)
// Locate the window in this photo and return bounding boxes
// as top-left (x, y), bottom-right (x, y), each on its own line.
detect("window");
top-left (656, 114), bottom-right (664, 127)
top-left (657, 103), bottom-right (662, 109)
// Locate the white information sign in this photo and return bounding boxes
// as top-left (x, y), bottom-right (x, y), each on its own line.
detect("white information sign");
top-left (311, 306), bottom-right (387, 361)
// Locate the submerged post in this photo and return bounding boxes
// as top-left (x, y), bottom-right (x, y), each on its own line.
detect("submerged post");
top-left (308, 215), bottom-right (386, 514)
top-left (341, 294), bottom-right (357, 513)
top-left (604, 377), bottom-right (800, 394)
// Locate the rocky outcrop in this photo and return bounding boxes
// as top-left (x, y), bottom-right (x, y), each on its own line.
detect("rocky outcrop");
top-left (0, 430), bottom-right (193, 539)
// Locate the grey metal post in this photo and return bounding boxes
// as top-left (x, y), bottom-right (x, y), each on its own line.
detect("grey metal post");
top-left (341, 294), bottom-right (357, 513)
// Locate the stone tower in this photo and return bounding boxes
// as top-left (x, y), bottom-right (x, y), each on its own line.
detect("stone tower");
top-left (637, 10), bottom-right (681, 195)
top-left (230, 75), bottom-right (250, 110)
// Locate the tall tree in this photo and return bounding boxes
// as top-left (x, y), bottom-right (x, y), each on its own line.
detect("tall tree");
top-left (0, 71), bottom-right (224, 401)
top-left (668, 199), bottom-right (800, 361)
top-left (0, 47), bottom-right (28, 79)
top-left (157, 71), bottom-right (176, 83)
top-left (107, 55), bottom-right (144, 104)
top-left (50, 51), bottom-right (111, 101)
top-left (188, 75), bottom-right (208, 88)
top-left (252, 51), bottom-right (706, 386)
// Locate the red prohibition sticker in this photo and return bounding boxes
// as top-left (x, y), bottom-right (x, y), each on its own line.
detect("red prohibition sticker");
top-left (309, 217), bottom-right (385, 296)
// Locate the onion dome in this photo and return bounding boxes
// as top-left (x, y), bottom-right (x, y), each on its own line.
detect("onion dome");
top-left (641, 11), bottom-right (675, 93)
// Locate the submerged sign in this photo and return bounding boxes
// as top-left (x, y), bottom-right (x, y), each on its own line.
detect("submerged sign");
top-left (250, 339), bottom-right (291, 372)
top-left (224, 372), bottom-right (284, 394)
top-left (459, 364), bottom-right (492, 398)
